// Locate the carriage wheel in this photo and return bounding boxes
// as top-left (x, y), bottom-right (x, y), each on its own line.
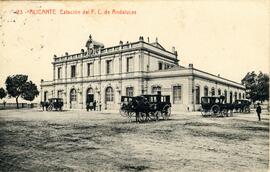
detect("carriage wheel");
top-left (119, 109), bottom-right (127, 117)
top-left (162, 106), bottom-right (171, 120)
top-left (244, 106), bottom-right (250, 113)
top-left (154, 111), bottom-right (160, 121)
top-left (149, 112), bottom-right (157, 120)
top-left (127, 111), bottom-right (135, 118)
top-left (47, 104), bottom-right (53, 111)
top-left (222, 109), bottom-right (229, 117)
top-left (211, 105), bottom-right (220, 115)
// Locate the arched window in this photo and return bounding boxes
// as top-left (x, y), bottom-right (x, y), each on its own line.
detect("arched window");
top-left (195, 86), bottom-right (200, 104)
top-left (211, 87), bottom-right (215, 96)
top-left (234, 92), bottom-right (237, 101)
top-left (105, 87), bottom-right (114, 102)
top-left (229, 92), bottom-right (233, 103)
top-left (224, 90), bottom-right (227, 103)
top-left (218, 89), bottom-right (221, 96)
top-left (70, 89), bottom-right (77, 102)
top-left (152, 86), bottom-right (161, 94)
top-left (243, 93), bottom-right (245, 99)
top-left (204, 86), bottom-right (208, 96)
top-left (239, 93), bottom-right (241, 100)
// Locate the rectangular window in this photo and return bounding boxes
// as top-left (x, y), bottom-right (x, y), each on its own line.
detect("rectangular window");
top-left (87, 63), bottom-right (93, 76)
top-left (158, 62), bottom-right (163, 70)
top-left (106, 60), bottom-right (113, 74)
top-left (173, 86), bottom-right (181, 104)
top-left (127, 57), bottom-right (133, 72)
top-left (195, 86), bottom-right (200, 104)
top-left (126, 87), bottom-right (134, 97)
top-left (57, 90), bottom-right (62, 98)
top-left (71, 65), bottom-right (76, 78)
top-left (57, 67), bottom-right (62, 79)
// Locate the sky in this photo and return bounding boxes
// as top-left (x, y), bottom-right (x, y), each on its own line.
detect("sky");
top-left (0, 1), bottom-right (269, 102)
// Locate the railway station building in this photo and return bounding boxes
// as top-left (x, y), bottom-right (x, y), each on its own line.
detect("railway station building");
top-left (40, 35), bottom-right (245, 112)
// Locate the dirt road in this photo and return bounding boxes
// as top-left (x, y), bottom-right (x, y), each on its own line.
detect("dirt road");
top-left (0, 109), bottom-right (269, 171)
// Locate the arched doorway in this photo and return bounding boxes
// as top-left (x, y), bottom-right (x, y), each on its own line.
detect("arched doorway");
top-left (105, 87), bottom-right (114, 110)
top-left (86, 87), bottom-right (94, 108)
top-left (70, 88), bottom-right (77, 109)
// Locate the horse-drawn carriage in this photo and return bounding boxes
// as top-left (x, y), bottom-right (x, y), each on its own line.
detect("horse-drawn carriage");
top-left (201, 96), bottom-right (233, 117)
top-left (41, 98), bottom-right (63, 111)
top-left (201, 96), bottom-right (251, 117)
top-left (120, 93), bottom-right (171, 122)
top-left (233, 99), bottom-right (251, 113)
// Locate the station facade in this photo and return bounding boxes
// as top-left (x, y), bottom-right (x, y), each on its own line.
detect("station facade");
top-left (40, 35), bottom-right (245, 111)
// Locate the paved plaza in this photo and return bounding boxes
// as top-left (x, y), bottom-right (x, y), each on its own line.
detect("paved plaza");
top-left (0, 109), bottom-right (269, 171)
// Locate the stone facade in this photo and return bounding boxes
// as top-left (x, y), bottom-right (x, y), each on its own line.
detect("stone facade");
top-left (40, 35), bottom-right (245, 112)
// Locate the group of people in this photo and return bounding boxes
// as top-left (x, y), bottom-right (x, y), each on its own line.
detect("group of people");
top-left (86, 100), bottom-right (98, 111)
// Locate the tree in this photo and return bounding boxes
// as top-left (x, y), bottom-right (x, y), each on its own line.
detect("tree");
top-left (257, 72), bottom-right (269, 102)
top-left (0, 87), bottom-right (7, 100)
top-left (5, 74), bottom-right (39, 109)
top-left (241, 71), bottom-right (269, 103)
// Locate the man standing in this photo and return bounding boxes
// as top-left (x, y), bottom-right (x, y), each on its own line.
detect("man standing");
top-left (256, 103), bottom-right (262, 121)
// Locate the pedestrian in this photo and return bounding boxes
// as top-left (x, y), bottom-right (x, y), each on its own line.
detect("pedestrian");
top-left (93, 100), bottom-right (96, 111)
top-left (3, 100), bottom-right (6, 109)
top-left (256, 103), bottom-right (262, 121)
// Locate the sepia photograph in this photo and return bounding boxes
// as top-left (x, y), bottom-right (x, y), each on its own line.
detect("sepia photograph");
top-left (0, 1), bottom-right (269, 171)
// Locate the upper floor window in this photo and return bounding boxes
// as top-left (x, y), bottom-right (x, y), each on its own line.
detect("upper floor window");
top-left (126, 87), bottom-right (134, 97)
top-left (127, 57), bottom-right (133, 72)
top-left (71, 65), bottom-right (76, 78)
top-left (106, 60), bottom-right (113, 74)
top-left (57, 67), bottom-right (62, 79)
top-left (87, 63), bottom-right (93, 76)
top-left (158, 62), bottom-right (163, 70)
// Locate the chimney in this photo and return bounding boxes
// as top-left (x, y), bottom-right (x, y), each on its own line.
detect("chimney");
top-left (188, 64), bottom-right (193, 69)
top-left (139, 36), bottom-right (144, 41)
top-left (147, 37), bottom-right (150, 43)
top-left (155, 37), bottom-right (158, 42)
top-left (172, 46), bottom-right (175, 53)
top-left (65, 52), bottom-right (68, 56)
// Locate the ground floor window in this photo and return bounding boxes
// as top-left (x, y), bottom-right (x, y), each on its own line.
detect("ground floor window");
top-left (211, 87), bottom-right (215, 96)
top-left (152, 86), bottom-right (161, 94)
top-left (173, 86), bottom-right (181, 104)
top-left (126, 87), bottom-right (134, 97)
top-left (218, 89), bottom-right (221, 96)
top-left (70, 89), bottom-right (77, 102)
top-left (105, 87), bottom-right (114, 102)
top-left (195, 86), bottom-right (200, 104)
top-left (224, 90), bottom-right (227, 103)
top-left (57, 90), bottom-right (63, 99)
top-left (204, 87), bottom-right (208, 96)
top-left (239, 93), bottom-right (241, 99)
top-left (230, 92), bottom-right (233, 103)
top-left (234, 92), bottom-right (237, 101)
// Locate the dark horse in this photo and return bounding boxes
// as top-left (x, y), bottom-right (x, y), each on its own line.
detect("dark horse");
top-left (40, 101), bottom-right (49, 111)
top-left (133, 96), bottom-right (152, 122)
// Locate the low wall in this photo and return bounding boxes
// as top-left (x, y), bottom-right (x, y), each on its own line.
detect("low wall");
top-left (0, 103), bottom-right (38, 110)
